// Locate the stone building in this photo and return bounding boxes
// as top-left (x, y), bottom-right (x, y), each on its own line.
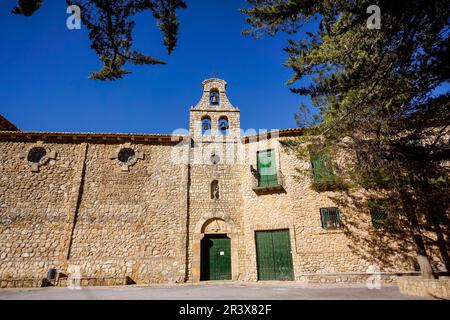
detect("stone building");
top-left (0, 78), bottom-right (446, 287)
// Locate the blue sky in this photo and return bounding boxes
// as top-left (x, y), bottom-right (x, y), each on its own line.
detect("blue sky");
top-left (0, 0), bottom-right (316, 134)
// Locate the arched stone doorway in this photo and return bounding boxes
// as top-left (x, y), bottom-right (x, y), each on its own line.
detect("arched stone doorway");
top-left (192, 213), bottom-right (239, 282)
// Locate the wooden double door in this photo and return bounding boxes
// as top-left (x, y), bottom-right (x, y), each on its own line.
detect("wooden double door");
top-left (255, 230), bottom-right (294, 281)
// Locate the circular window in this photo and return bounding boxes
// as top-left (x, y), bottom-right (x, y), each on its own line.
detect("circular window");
top-left (118, 148), bottom-right (135, 163)
top-left (27, 147), bottom-right (47, 163)
top-left (210, 153), bottom-right (220, 164)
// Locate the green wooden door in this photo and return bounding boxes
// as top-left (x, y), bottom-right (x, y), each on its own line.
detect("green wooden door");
top-left (255, 231), bottom-right (276, 280)
top-left (255, 230), bottom-right (294, 281)
top-left (201, 235), bottom-right (232, 281)
top-left (257, 150), bottom-right (278, 187)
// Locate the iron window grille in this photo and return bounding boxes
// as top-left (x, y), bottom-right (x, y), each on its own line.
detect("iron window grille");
top-left (369, 200), bottom-right (389, 228)
top-left (320, 207), bottom-right (343, 230)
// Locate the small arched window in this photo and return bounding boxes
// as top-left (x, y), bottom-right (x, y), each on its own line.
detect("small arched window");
top-left (201, 116), bottom-right (211, 135)
top-left (211, 180), bottom-right (219, 200)
top-left (218, 116), bottom-right (229, 136)
top-left (209, 89), bottom-right (220, 106)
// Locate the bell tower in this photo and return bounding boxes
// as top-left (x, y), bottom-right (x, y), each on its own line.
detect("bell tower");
top-left (187, 78), bottom-right (243, 282)
top-left (189, 78), bottom-right (240, 141)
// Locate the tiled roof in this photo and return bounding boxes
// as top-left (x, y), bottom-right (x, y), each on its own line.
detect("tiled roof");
top-left (0, 128), bottom-right (304, 143)
top-left (0, 131), bottom-right (185, 143)
top-left (242, 128), bottom-right (304, 142)
top-left (0, 114), bottom-right (20, 131)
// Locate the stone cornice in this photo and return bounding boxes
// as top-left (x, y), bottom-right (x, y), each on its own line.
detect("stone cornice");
top-left (0, 131), bottom-right (185, 144)
top-left (0, 128), bottom-right (304, 144)
top-left (189, 108), bottom-right (240, 112)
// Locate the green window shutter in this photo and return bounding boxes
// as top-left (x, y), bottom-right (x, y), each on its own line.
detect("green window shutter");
top-left (257, 150), bottom-right (278, 187)
top-left (310, 153), bottom-right (334, 183)
top-left (320, 207), bottom-right (343, 229)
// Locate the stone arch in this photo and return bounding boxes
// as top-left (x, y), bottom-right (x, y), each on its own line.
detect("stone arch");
top-left (201, 115), bottom-right (212, 135)
top-left (218, 116), bottom-right (229, 136)
top-left (201, 218), bottom-right (228, 233)
top-left (209, 88), bottom-right (220, 106)
top-left (194, 212), bottom-right (237, 235)
top-left (192, 212), bottom-right (239, 282)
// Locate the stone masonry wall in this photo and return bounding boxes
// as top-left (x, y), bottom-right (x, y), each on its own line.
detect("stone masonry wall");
top-left (68, 142), bottom-right (187, 284)
top-left (0, 139), bottom-right (187, 284)
top-left (397, 276), bottom-right (450, 299)
top-left (0, 140), bottom-right (80, 278)
top-left (186, 139), bottom-right (245, 281)
top-left (240, 136), bottom-right (420, 282)
top-left (0, 134), bottom-right (447, 285)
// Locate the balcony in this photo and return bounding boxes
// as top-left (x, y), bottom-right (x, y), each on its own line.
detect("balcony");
top-left (251, 166), bottom-right (286, 194)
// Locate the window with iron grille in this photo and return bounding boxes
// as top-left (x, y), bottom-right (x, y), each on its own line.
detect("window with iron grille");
top-left (320, 207), bottom-right (343, 230)
top-left (369, 200), bottom-right (389, 228)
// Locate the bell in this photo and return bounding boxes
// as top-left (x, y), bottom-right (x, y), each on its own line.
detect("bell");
top-left (211, 94), bottom-right (219, 105)
top-left (220, 123), bottom-right (228, 130)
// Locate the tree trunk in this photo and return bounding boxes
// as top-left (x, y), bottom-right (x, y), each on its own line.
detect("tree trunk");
top-left (433, 222), bottom-right (450, 272)
top-left (413, 234), bottom-right (435, 279)
top-left (404, 198), bottom-right (436, 279)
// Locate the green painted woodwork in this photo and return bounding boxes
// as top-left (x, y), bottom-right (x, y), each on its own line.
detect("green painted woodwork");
top-left (257, 150), bottom-right (278, 187)
top-left (255, 230), bottom-right (294, 281)
top-left (310, 153), bottom-right (335, 183)
top-left (201, 235), bottom-right (232, 281)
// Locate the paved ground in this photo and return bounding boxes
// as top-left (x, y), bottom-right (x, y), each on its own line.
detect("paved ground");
top-left (0, 282), bottom-right (433, 300)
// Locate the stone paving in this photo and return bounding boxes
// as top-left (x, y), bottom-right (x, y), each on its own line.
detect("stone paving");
top-left (0, 282), bottom-right (434, 300)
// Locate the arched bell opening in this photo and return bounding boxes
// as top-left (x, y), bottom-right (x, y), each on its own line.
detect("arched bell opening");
top-left (201, 116), bottom-right (211, 135)
top-left (209, 88), bottom-right (220, 106)
top-left (218, 116), bottom-right (229, 136)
